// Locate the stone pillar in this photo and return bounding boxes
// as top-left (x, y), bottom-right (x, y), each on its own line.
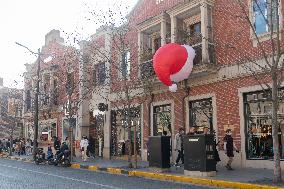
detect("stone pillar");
top-left (170, 15), bottom-right (177, 43)
top-left (103, 109), bottom-right (111, 159)
top-left (77, 48), bottom-right (90, 140)
top-left (201, 1), bottom-right (209, 63)
top-left (161, 13), bottom-right (167, 46)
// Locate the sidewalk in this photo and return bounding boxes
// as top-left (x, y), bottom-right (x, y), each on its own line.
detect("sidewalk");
top-left (2, 154), bottom-right (284, 189)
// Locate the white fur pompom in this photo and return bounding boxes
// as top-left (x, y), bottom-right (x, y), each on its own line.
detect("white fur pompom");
top-left (169, 84), bottom-right (177, 92)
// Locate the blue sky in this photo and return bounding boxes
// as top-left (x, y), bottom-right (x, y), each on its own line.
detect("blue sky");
top-left (0, 0), bottom-right (138, 88)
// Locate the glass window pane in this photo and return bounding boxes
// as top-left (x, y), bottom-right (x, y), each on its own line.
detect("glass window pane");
top-left (244, 90), bottom-right (284, 160)
top-left (254, 0), bottom-right (268, 34)
top-left (153, 104), bottom-right (171, 136)
top-left (189, 98), bottom-right (213, 134)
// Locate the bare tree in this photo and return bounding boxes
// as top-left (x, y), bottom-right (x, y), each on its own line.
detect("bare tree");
top-left (72, 3), bottom-right (157, 168)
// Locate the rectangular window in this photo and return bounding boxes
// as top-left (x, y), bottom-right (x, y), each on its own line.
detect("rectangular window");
top-left (94, 62), bottom-right (106, 86)
top-left (26, 90), bottom-right (31, 110)
top-left (66, 72), bottom-right (74, 95)
top-left (153, 104), bottom-right (171, 136)
top-left (190, 22), bottom-right (201, 43)
top-left (140, 60), bottom-right (155, 79)
top-left (121, 51), bottom-right (130, 78)
top-left (153, 37), bottom-right (161, 52)
top-left (53, 79), bottom-right (58, 105)
top-left (244, 90), bottom-right (284, 160)
top-left (253, 0), bottom-right (278, 35)
top-left (189, 98), bottom-right (213, 134)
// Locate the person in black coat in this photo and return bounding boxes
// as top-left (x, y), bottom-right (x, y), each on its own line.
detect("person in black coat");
top-left (53, 137), bottom-right (61, 151)
top-left (88, 136), bottom-right (95, 158)
top-left (223, 129), bottom-right (239, 170)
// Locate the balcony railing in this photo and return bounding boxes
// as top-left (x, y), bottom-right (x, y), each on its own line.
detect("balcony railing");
top-left (139, 59), bottom-right (156, 80)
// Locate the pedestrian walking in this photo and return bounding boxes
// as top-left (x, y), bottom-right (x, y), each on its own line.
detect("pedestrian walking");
top-left (80, 136), bottom-right (89, 162)
top-left (25, 139), bottom-right (32, 156)
top-left (174, 127), bottom-right (184, 166)
top-left (88, 136), bottom-right (95, 158)
top-left (21, 139), bottom-right (26, 155)
top-left (223, 129), bottom-right (239, 170)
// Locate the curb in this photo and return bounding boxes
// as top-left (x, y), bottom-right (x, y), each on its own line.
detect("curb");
top-left (72, 163), bottom-right (283, 189)
top-left (1, 156), bottom-right (283, 189)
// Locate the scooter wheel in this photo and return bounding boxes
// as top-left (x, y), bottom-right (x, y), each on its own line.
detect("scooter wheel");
top-left (64, 159), bottom-right (70, 167)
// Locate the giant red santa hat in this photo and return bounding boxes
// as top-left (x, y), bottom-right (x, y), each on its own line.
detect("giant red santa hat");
top-left (153, 43), bottom-right (196, 92)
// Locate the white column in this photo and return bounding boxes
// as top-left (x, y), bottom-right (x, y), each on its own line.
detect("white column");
top-left (171, 15), bottom-right (177, 43)
top-left (77, 49), bottom-right (90, 140)
top-left (201, 1), bottom-right (209, 63)
top-left (138, 31), bottom-right (144, 63)
top-left (103, 109), bottom-right (111, 159)
top-left (49, 72), bottom-right (53, 105)
top-left (161, 13), bottom-right (167, 46)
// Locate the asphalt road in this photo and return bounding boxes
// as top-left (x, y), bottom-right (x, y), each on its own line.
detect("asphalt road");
top-left (0, 159), bottom-right (215, 189)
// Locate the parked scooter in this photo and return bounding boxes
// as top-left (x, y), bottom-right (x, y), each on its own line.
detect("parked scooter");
top-left (53, 142), bottom-right (71, 167)
top-left (34, 148), bottom-right (46, 165)
top-left (53, 150), bottom-right (71, 167)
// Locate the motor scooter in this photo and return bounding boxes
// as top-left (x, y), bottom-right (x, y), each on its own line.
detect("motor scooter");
top-left (34, 148), bottom-right (46, 165)
top-left (53, 150), bottom-right (71, 167)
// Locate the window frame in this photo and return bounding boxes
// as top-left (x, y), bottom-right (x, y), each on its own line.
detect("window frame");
top-left (188, 98), bottom-right (213, 134)
top-left (120, 51), bottom-right (131, 79)
top-left (249, 0), bottom-right (282, 45)
top-left (93, 62), bottom-right (107, 87)
top-left (152, 104), bottom-right (171, 136)
top-left (243, 89), bottom-right (284, 160)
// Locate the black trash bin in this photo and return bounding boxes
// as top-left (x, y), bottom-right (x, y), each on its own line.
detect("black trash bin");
top-left (148, 136), bottom-right (171, 169)
top-left (184, 134), bottom-right (216, 176)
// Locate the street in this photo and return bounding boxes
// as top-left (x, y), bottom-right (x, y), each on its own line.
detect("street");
top-left (0, 159), bottom-right (215, 189)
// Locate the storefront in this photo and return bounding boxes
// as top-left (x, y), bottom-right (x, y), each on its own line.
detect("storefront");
top-left (62, 118), bottom-right (76, 140)
top-left (110, 107), bottom-right (141, 158)
top-left (89, 112), bottom-right (104, 157)
top-left (244, 90), bottom-right (284, 160)
top-left (39, 120), bottom-right (57, 142)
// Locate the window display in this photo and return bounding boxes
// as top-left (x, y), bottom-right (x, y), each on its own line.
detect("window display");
top-left (110, 107), bottom-right (141, 157)
top-left (189, 98), bottom-right (213, 134)
top-left (244, 90), bottom-right (284, 160)
top-left (153, 104), bottom-right (171, 136)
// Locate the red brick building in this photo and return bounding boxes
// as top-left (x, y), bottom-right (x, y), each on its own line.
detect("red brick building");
top-left (85, 0), bottom-right (283, 170)
top-left (23, 30), bottom-right (80, 146)
top-left (77, 0), bottom-right (284, 169)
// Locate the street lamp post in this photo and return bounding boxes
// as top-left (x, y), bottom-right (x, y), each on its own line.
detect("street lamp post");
top-left (33, 48), bottom-right (41, 159)
top-left (15, 42), bottom-right (41, 160)
top-left (66, 76), bottom-right (74, 162)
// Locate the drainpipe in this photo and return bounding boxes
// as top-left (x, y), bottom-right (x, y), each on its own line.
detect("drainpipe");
top-left (148, 93), bottom-right (154, 136)
top-left (183, 79), bottom-right (190, 131)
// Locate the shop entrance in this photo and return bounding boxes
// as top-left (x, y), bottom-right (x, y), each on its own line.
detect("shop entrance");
top-left (110, 107), bottom-right (141, 159)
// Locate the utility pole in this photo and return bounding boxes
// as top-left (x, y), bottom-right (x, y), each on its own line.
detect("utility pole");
top-left (68, 94), bottom-right (74, 162)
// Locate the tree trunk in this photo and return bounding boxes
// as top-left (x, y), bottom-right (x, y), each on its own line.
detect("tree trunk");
top-left (126, 107), bottom-right (133, 168)
top-left (272, 74), bottom-right (282, 183)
